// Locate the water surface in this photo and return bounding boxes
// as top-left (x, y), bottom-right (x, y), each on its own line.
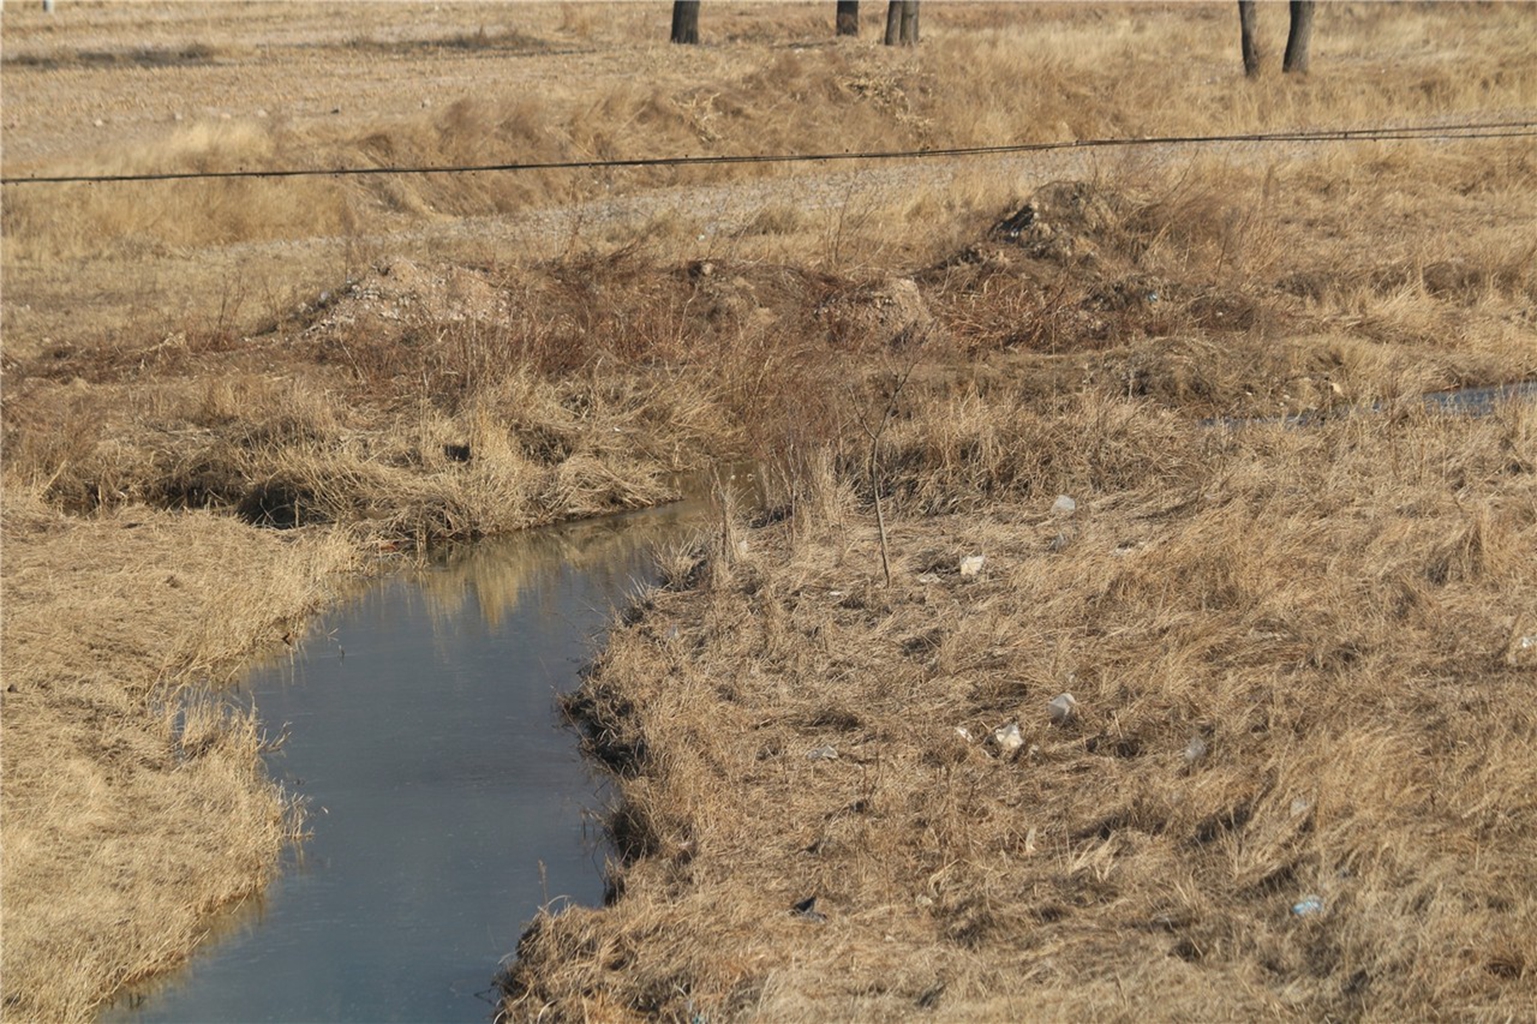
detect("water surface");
top-left (106, 496), bottom-right (725, 1023)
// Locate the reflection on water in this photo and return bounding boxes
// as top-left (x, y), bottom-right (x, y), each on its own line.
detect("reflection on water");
top-left (104, 478), bottom-right (757, 1024)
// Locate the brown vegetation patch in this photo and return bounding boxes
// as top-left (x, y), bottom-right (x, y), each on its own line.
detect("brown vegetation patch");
top-left (3, 3), bottom-right (1536, 1019)
top-left (506, 398), bottom-right (1537, 1021)
top-left (0, 493), bottom-right (358, 1023)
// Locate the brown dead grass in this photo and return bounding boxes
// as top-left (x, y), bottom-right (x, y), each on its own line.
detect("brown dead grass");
top-left (2, 3), bottom-right (1535, 1021)
top-left (5, 1), bottom-right (1537, 351)
top-left (505, 393), bottom-right (1537, 1022)
top-left (0, 488), bottom-right (358, 1023)
top-left (5, 150), bottom-right (1535, 1019)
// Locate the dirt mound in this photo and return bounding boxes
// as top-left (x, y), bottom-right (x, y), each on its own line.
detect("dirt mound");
top-left (816, 276), bottom-right (933, 346)
top-left (301, 259), bottom-right (513, 349)
top-left (991, 179), bottom-right (1123, 265)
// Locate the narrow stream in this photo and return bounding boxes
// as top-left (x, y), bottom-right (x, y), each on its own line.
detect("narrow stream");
top-left (104, 486), bottom-right (744, 1024)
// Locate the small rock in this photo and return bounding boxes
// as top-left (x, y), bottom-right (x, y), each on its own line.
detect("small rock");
top-left (1052, 494), bottom-right (1077, 515)
top-left (1290, 798), bottom-right (1313, 817)
top-left (992, 722), bottom-right (1024, 755)
top-left (1048, 692), bottom-right (1078, 725)
top-left (1184, 736), bottom-right (1208, 763)
top-left (915, 572), bottom-right (941, 584)
top-left (1520, 635), bottom-right (1536, 650)
top-left (791, 896), bottom-right (827, 923)
top-left (255, 108), bottom-right (268, 118)
top-left (959, 555), bottom-right (985, 577)
top-left (93, 118), bottom-right (104, 127)
top-left (806, 745), bottom-right (839, 761)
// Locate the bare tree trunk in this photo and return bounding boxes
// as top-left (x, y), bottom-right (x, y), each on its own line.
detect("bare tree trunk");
top-left (670, 1), bottom-right (700, 45)
top-left (884, 0), bottom-right (918, 46)
top-left (1238, 0), bottom-right (1261, 77)
top-left (1282, 0), bottom-right (1315, 73)
top-left (836, 1), bottom-right (859, 37)
top-left (901, 0), bottom-right (919, 44)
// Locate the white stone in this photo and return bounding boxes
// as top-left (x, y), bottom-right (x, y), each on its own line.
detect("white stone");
top-left (993, 722), bottom-right (1024, 754)
top-left (1048, 692), bottom-right (1078, 725)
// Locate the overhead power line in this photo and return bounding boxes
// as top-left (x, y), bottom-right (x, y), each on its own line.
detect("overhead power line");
top-left (1, 118), bottom-right (1532, 187)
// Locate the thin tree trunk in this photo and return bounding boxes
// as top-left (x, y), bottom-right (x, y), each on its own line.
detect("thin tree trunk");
top-left (901, 0), bottom-right (918, 45)
top-left (1282, 0), bottom-right (1315, 73)
top-left (670, 0), bottom-right (700, 45)
top-left (836, 1), bottom-right (859, 37)
top-left (884, 0), bottom-right (917, 46)
top-left (1238, 0), bottom-right (1261, 77)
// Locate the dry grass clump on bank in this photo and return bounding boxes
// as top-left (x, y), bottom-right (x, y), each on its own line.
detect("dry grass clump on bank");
top-left (0, 490), bottom-right (359, 1023)
top-left (1, 253), bottom-right (757, 544)
top-left (13, 143), bottom-right (1528, 553)
top-left (504, 392), bottom-right (1537, 1021)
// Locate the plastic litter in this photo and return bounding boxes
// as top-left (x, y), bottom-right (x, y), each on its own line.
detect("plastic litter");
top-left (1184, 736), bottom-right (1208, 763)
top-left (959, 555), bottom-right (986, 577)
top-left (1291, 895), bottom-right (1324, 917)
top-left (1048, 692), bottom-right (1078, 725)
top-left (806, 745), bottom-right (839, 761)
top-left (992, 722), bottom-right (1024, 755)
top-left (1052, 495), bottom-right (1077, 515)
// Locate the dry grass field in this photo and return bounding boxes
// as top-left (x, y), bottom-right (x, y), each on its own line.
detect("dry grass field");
top-left (2, 2), bottom-right (1535, 1021)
